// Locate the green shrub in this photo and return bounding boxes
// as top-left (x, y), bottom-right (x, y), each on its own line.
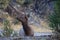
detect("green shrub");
top-left (0, 19), bottom-right (18, 37)
top-left (0, 0), bottom-right (10, 9)
top-left (49, 0), bottom-right (60, 33)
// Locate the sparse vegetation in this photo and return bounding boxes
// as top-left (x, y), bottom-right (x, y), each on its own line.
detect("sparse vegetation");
top-left (13, 19), bottom-right (20, 25)
top-left (0, 0), bottom-right (10, 9)
top-left (16, 0), bottom-right (33, 6)
top-left (1, 19), bottom-right (18, 37)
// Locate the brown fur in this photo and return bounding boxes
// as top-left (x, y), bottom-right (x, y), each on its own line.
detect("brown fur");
top-left (5, 5), bottom-right (34, 36)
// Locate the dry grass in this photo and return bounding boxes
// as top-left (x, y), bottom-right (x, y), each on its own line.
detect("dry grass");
top-left (0, 13), bottom-right (52, 33)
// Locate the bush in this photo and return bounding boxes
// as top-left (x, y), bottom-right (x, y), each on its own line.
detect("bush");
top-left (49, 0), bottom-right (60, 32)
top-left (49, 0), bottom-right (60, 40)
top-left (0, 0), bottom-right (10, 9)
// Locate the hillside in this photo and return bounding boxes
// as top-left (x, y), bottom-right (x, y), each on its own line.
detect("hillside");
top-left (0, 0), bottom-right (55, 36)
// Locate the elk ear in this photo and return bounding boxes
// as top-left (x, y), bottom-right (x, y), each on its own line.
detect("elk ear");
top-left (25, 15), bottom-right (28, 21)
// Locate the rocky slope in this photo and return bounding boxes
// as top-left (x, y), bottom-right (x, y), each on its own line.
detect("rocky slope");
top-left (0, 0), bottom-right (55, 36)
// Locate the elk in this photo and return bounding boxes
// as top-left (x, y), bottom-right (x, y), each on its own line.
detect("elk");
top-left (5, 3), bottom-right (34, 36)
